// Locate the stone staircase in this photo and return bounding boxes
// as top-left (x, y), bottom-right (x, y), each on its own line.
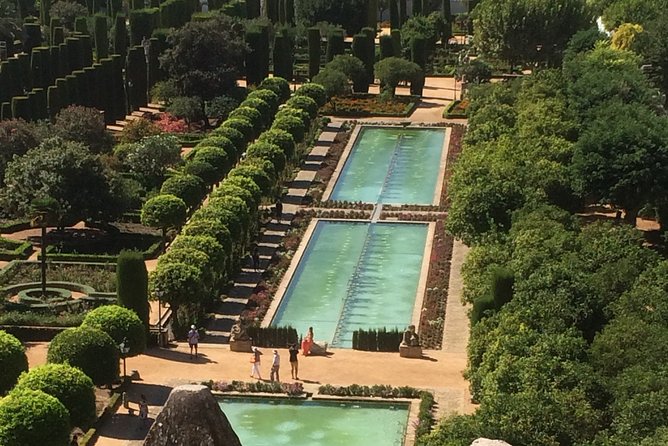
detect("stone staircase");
top-left (106, 103), bottom-right (166, 133)
top-left (202, 121), bottom-right (344, 344)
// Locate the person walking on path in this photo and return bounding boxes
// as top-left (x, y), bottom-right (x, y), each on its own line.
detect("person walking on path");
top-left (188, 325), bottom-right (199, 359)
top-left (138, 394), bottom-right (149, 430)
top-left (275, 198), bottom-right (283, 223)
top-left (252, 245), bottom-right (260, 272)
top-left (250, 347), bottom-right (263, 380)
top-left (270, 349), bottom-right (280, 382)
top-left (289, 343), bottom-right (299, 380)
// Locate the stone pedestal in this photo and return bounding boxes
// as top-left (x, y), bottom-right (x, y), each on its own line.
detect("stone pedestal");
top-left (310, 341), bottom-right (328, 356)
top-left (229, 339), bottom-right (252, 352)
top-left (399, 344), bottom-right (422, 358)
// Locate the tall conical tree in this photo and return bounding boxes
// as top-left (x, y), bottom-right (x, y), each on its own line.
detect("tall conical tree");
top-left (116, 250), bottom-right (150, 332)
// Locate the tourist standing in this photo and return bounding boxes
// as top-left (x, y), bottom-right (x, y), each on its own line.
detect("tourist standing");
top-left (250, 347), bottom-right (263, 380)
top-left (138, 394), bottom-right (149, 429)
top-left (252, 245), bottom-right (260, 272)
top-left (275, 198), bottom-right (283, 223)
top-left (188, 325), bottom-right (199, 359)
top-left (289, 343), bottom-right (299, 379)
top-left (270, 349), bottom-right (280, 382)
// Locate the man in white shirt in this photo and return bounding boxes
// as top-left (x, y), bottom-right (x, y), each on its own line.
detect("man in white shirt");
top-left (270, 349), bottom-right (280, 382)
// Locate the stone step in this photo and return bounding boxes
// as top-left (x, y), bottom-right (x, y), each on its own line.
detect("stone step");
top-left (223, 297), bottom-right (249, 305)
top-left (147, 102), bottom-right (166, 110)
top-left (106, 125), bottom-right (124, 132)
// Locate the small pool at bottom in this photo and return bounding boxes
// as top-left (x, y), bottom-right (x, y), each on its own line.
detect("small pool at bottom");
top-left (218, 397), bottom-right (409, 446)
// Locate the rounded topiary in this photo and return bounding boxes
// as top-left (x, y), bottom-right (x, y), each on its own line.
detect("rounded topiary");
top-left (195, 136), bottom-right (237, 160)
top-left (161, 174), bottom-right (206, 209)
top-left (276, 106), bottom-right (310, 129)
top-left (229, 106), bottom-right (263, 129)
top-left (192, 146), bottom-right (231, 173)
top-left (184, 159), bottom-right (220, 185)
top-left (221, 117), bottom-right (255, 143)
top-left (47, 326), bottom-right (119, 386)
top-left (222, 175), bottom-right (262, 204)
top-left (141, 194), bottom-right (188, 231)
top-left (257, 128), bottom-right (296, 160)
top-left (228, 162), bottom-right (274, 194)
top-left (213, 182), bottom-right (258, 210)
top-left (272, 115), bottom-right (306, 143)
top-left (82, 305), bottom-right (146, 357)
top-left (246, 141), bottom-right (286, 174)
top-left (13, 363), bottom-right (96, 428)
top-left (0, 389), bottom-right (70, 446)
top-left (286, 94), bottom-right (318, 119)
top-left (246, 88), bottom-right (279, 112)
top-left (0, 330), bottom-right (28, 395)
top-left (239, 97), bottom-right (272, 125)
top-left (294, 83), bottom-right (327, 107)
top-left (182, 219), bottom-right (233, 255)
top-left (210, 126), bottom-right (245, 155)
top-left (258, 76), bottom-right (290, 102)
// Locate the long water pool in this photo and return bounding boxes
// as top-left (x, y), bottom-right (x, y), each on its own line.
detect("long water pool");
top-left (218, 397), bottom-right (409, 446)
top-left (271, 220), bottom-right (428, 347)
top-left (330, 126), bottom-right (446, 205)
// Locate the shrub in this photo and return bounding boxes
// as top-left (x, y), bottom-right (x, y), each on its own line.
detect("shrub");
top-left (246, 141), bottom-right (286, 174)
top-left (53, 105), bottom-right (115, 154)
top-left (257, 128), bottom-right (295, 160)
top-left (312, 68), bottom-right (349, 98)
top-left (286, 95), bottom-right (318, 119)
top-left (0, 330), bottom-right (28, 395)
top-left (209, 126), bottom-right (245, 155)
top-left (352, 327), bottom-right (402, 351)
top-left (183, 159), bottom-right (219, 185)
top-left (14, 364), bottom-right (96, 428)
top-left (182, 219), bottom-right (233, 254)
top-left (374, 57), bottom-right (421, 96)
top-left (120, 118), bottom-right (161, 143)
top-left (116, 250), bottom-right (150, 332)
top-left (228, 106), bottom-right (263, 129)
top-left (324, 54), bottom-right (367, 92)
top-left (221, 117), bottom-right (254, 143)
top-left (0, 389), bottom-right (70, 446)
top-left (294, 83), bottom-right (327, 107)
top-left (246, 88), bottom-right (279, 112)
top-left (246, 326), bottom-right (298, 347)
top-left (228, 163), bottom-right (273, 195)
top-left (170, 235), bottom-right (225, 272)
top-left (82, 305), bottom-right (146, 357)
top-left (161, 174), bottom-right (206, 208)
top-left (470, 294), bottom-right (496, 325)
top-left (141, 194), bottom-right (188, 232)
top-left (222, 175), bottom-right (262, 204)
top-left (205, 95), bottom-right (239, 124)
top-left (47, 326), bottom-right (119, 385)
top-left (150, 79), bottom-right (180, 103)
top-left (239, 97), bottom-right (272, 125)
top-left (192, 146), bottom-right (231, 175)
top-left (274, 108), bottom-right (309, 134)
top-left (258, 76), bottom-right (290, 102)
top-left (196, 136), bottom-right (237, 160)
top-left (213, 182), bottom-right (258, 210)
top-left (271, 114), bottom-right (306, 143)
top-left (166, 96), bottom-right (205, 124)
top-left (160, 248), bottom-right (211, 275)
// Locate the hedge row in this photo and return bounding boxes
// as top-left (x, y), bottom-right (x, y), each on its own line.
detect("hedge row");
top-left (245, 325), bottom-right (298, 347)
top-left (352, 327), bottom-right (403, 351)
top-left (149, 78), bottom-right (326, 332)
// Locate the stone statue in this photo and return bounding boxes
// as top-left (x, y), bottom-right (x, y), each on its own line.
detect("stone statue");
top-left (230, 323), bottom-right (249, 342)
top-left (199, 0), bottom-right (208, 13)
top-left (402, 325), bottom-right (420, 347)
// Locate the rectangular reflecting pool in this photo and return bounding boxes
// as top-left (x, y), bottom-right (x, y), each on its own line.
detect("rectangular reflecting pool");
top-left (330, 126), bottom-right (446, 205)
top-left (271, 220), bottom-right (428, 347)
top-left (218, 397), bottom-right (409, 446)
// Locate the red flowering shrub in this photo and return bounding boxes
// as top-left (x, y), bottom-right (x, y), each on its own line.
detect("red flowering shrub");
top-left (154, 113), bottom-right (189, 133)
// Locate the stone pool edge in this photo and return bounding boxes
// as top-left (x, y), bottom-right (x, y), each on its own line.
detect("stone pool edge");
top-left (432, 127), bottom-right (452, 206)
top-left (321, 123), bottom-right (363, 202)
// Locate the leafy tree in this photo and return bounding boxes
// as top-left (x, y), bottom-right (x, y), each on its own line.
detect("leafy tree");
top-left (472, 0), bottom-right (593, 69)
top-left (141, 194), bottom-right (187, 238)
top-left (459, 59), bottom-right (492, 84)
top-left (13, 363), bottom-right (96, 428)
top-left (572, 99), bottom-right (668, 224)
top-left (49, 0), bottom-right (87, 29)
top-left (116, 250), bottom-right (150, 332)
top-left (160, 14), bottom-right (247, 100)
top-left (53, 105), bottom-right (115, 154)
top-left (47, 326), bottom-right (119, 386)
top-left (296, 0), bottom-right (368, 34)
top-left (374, 57), bottom-right (422, 95)
top-left (322, 55), bottom-right (367, 92)
top-left (125, 134), bottom-right (182, 188)
top-left (0, 389), bottom-right (70, 446)
top-left (610, 23), bottom-right (643, 50)
top-left (160, 174), bottom-right (205, 208)
top-left (312, 68), bottom-right (349, 98)
top-left (601, 0), bottom-right (668, 29)
top-left (82, 305), bottom-right (146, 357)
top-left (0, 330), bottom-right (28, 395)
top-left (1, 138), bottom-right (121, 223)
top-left (0, 119), bottom-right (42, 183)
top-left (166, 96), bottom-right (206, 125)
top-left (149, 262), bottom-right (205, 331)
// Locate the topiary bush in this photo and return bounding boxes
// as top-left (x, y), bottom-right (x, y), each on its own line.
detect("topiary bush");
top-left (246, 88), bottom-right (279, 113)
top-left (294, 83), bottom-right (327, 107)
top-left (275, 106), bottom-right (310, 130)
top-left (239, 97), bottom-right (272, 126)
top-left (228, 163), bottom-right (274, 195)
top-left (160, 174), bottom-right (206, 209)
top-left (271, 114), bottom-right (306, 143)
top-left (141, 194), bottom-right (188, 233)
top-left (0, 330), bottom-right (29, 395)
top-left (228, 106), bottom-right (263, 130)
top-left (312, 68), bottom-right (349, 98)
top-left (258, 76), bottom-right (290, 102)
top-left (221, 117), bottom-right (254, 143)
top-left (116, 250), bottom-right (150, 332)
top-left (286, 94), bottom-right (318, 119)
top-left (47, 326), bottom-right (119, 385)
top-left (195, 136), bottom-right (237, 160)
top-left (222, 175), bottom-right (262, 204)
top-left (182, 219), bottom-right (233, 254)
top-left (192, 146), bottom-right (231, 174)
top-left (183, 159), bottom-right (219, 185)
top-left (257, 128), bottom-right (296, 160)
top-left (0, 389), bottom-right (70, 446)
top-left (82, 305), bottom-right (146, 357)
top-left (246, 141), bottom-right (286, 175)
top-left (209, 126), bottom-right (245, 156)
top-left (13, 363), bottom-right (96, 429)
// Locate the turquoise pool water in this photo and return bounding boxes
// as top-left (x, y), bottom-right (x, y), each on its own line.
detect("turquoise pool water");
top-left (271, 220), bottom-right (428, 347)
top-left (330, 127), bottom-right (446, 205)
top-left (218, 397), bottom-right (409, 446)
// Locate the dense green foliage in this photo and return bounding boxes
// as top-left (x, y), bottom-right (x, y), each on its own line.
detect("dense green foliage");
top-left (14, 363), bottom-right (96, 428)
top-left (0, 330), bottom-right (28, 395)
top-left (116, 250), bottom-right (150, 332)
top-left (0, 389), bottom-right (70, 446)
top-left (47, 326), bottom-right (119, 385)
top-left (82, 305), bottom-right (146, 356)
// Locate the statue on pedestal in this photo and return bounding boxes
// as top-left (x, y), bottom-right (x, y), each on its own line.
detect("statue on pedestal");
top-left (230, 323), bottom-right (249, 342)
top-left (402, 325), bottom-right (420, 347)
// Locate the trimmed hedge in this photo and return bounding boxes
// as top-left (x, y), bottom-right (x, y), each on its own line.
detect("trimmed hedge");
top-left (293, 83), bottom-right (326, 107)
top-left (0, 330), bottom-right (29, 394)
top-left (82, 305), bottom-right (147, 357)
top-left (352, 327), bottom-right (402, 351)
top-left (0, 389), bottom-right (70, 446)
top-left (286, 94), bottom-right (318, 119)
top-left (14, 363), bottom-right (96, 429)
top-left (47, 326), bottom-right (119, 385)
top-left (161, 174), bottom-right (206, 208)
top-left (209, 127), bottom-right (245, 156)
top-left (258, 76), bottom-right (290, 102)
top-left (246, 326), bottom-right (298, 347)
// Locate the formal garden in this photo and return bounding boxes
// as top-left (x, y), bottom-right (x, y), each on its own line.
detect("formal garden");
top-left (1, 0), bottom-right (668, 444)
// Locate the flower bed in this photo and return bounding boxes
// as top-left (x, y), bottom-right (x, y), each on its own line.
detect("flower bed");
top-left (322, 94), bottom-right (419, 117)
top-left (440, 125), bottom-right (464, 208)
top-left (0, 261), bottom-right (116, 292)
top-left (443, 99), bottom-right (469, 118)
top-left (203, 380), bottom-right (305, 397)
top-left (314, 200), bottom-right (374, 210)
top-left (418, 220), bottom-right (454, 349)
top-left (306, 124), bottom-right (352, 203)
top-left (380, 212), bottom-right (441, 221)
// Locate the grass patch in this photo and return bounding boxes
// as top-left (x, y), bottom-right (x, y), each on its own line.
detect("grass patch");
top-left (0, 262), bottom-right (117, 292)
top-left (322, 94), bottom-right (419, 117)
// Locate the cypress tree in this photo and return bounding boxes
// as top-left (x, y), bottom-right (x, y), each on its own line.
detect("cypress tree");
top-left (126, 46), bottom-right (147, 110)
top-left (55, 77), bottom-right (69, 109)
top-left (411, 35), bottom-right (427, 69)
top-left (116, 251), bottom-right (150, 333)
top-left (265, 0), bottom-right (278, 22)
top-left (325, 29), bottom-right (344, 62)
top-left (1, 102), bottom-right (10, 120)
top-left (12, 96), bottom-right (31, 120)
top-left (379, 34), bottom-right (393, 59)
top-left (75, 16), bottom-right (89, 34)
top-left (367, 0), bottom-right (377, 29)
top-left (272, 31), bottom-right (293, 81)
top-left (15, 53), bottom-right (30, 93)
top-left (278, 0), bottom-right (286, 23)
top-left (110, 54), bottom-right (127, 120)
top-left (391, 28), bottom-right (401, 57)
top-left (32, 87), bottom-right (47, 119)
top-left (113, 14), bottom-right (128, 61)
top-left (245, 28), bottom-right (263, 86)
top-left (80, 34), bottom-right (93, 67)
top-left (58, 42), bottom-right (69, 77)
top-left (108, 0), bottom-right (122, 17)
top-left (52, 26), bottom-right (65, 45)
top-left (94, 15), bottom-right (109, 61)
top-left (389, 0), bottom-right (399, 29)
top-left (413, 0), bottom-right (422, 16)
top-left (65, 36), bottom-right (82, 72)
top-left (247, 0), bottom-right (260, 18)
top-left (307, 27), bottom-right (320, 80)
top-left (442, 0), bottom-right (452, 42)
top-left (23, 23), bottom-right (42, 54)
top-left (49, 18), bottom-right (61, 44)
top-left (284, 0), bottom-right (294, 24)
top-left (399, 0), bottom-right (406, 26)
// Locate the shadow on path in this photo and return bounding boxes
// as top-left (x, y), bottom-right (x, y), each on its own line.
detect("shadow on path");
top-left (144, 347), bottom-right (218, 364)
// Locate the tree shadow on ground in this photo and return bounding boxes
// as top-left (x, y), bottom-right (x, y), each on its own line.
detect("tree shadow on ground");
top-left (143, 347), bottom-right (217, 364)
